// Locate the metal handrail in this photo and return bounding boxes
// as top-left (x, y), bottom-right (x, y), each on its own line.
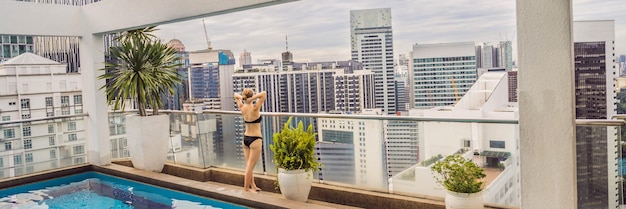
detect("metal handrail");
top-left (0, 113), bottom-right (89, 126)
top-left (115, 109), bottom-right (626, 126)
top-left (575, 119), bottom-right (626, 127)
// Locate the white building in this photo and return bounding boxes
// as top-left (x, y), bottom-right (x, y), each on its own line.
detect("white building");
top-left (410, 42), bottom-right (478, 109)
top-left (393, 72), bottom-right (520, 206)
top-left (350, 8), bottom-right (396, 115)
top-left (317, 113), bottom-right (386, 189)
top-left (0, 53), bottom-right (85, 178)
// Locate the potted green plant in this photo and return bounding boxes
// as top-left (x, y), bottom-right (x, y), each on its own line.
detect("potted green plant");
top-left (270, 117), bottom-right (321, 202)
top-left (431, 154), bottom-right (486, 209)
top-left (98, 26), bottom-right (181, 172)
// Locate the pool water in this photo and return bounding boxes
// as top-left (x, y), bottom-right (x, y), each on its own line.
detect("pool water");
top-left (0, 172), bottom-right (247, 209)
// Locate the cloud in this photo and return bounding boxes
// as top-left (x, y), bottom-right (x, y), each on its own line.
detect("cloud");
top-left (154, 0), bottom-right (626, 64)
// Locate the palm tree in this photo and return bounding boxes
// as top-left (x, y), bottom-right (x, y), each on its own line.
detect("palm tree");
top-left (99, 27), bottom-right (181, 116)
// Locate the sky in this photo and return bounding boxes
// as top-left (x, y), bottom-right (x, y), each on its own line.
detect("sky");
top-left (154, 0), bottom-right (626, 64)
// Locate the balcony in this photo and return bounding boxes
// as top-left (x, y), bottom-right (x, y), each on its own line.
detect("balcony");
top-left (0, 0), bottom-right (607, 208)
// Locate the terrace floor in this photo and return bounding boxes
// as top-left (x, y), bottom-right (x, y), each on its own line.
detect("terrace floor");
top-left (0, 162), bottom-right (516, 209)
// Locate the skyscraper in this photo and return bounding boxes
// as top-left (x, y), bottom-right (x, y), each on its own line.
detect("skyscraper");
top-left (410, 42), bottom-right (478, 109)
top-left (165, 39), bottom-right (190, 110)
top-left (350, 8), bottom-right (396, 115)
top-left (573, 20), bottom-right (618, 209)
top-left (498, 41), bottom-right (514, 71)
top-left (239, 49), bottom-right (251, 68)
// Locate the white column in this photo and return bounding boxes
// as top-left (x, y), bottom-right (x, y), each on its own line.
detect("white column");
top-left (517, 0), bottom-right (576, 208)
top-left (80, 33), bottom-right (111, 166)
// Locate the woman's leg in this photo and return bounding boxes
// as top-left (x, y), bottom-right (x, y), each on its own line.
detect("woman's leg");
top-left (242, 142), bottom-right (251, 191)
top-left (245, 139), bottom-right (262, 192)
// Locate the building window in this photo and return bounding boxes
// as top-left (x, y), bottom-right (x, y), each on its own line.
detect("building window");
top-left (489, 140), bottom-right (506, 149)
top-left (14, 155), bottom-right (22, 165)
top-left (25, 153), bottom-right (33, 163)
top-left (48, 124), bottom-right (54, 133)
top-left (62, 109), bottom-right (70, 115)
top-left (24, 139), bottom-right (32, 149)
top-left (1, 116), bottom-right (9, 121)
top-left (75, 108), bottom-right (83, 114)
top-left (50, 149), bottom-right (56, 159)
top-left (68, 133), bottom-right (77, 141)
top-left (74, 157), bottom-right (85, 164)
top-left (74, 95), bottom-right (82, 105)
top-left (46, 112), bottom-right (54, 117)
top-left (68, 122), bottom-right (76, 131)
top-left (21, 114), bottom-right (30, 119)
top-left (73, 145), bottom-right (84, 155)
top-left (61, 96), bottom-right (69, 106)
top-left (49, 136), bottom-right (55, 146)
top-left (45, 97), bottom-right (53, 106)
top-left (22, 127), bottom-right (31, 137)
top-left (3, 129), bottom-right (14, 138)
top-left (0, 157), bottom-right (3, 168)
top-left (20, 98), bottom-right (30, 109)
top-left (4, 142), bottom-right (11, 150)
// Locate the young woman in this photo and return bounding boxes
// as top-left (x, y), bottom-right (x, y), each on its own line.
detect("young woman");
top-left (234, 88), bottom-right (266, 193)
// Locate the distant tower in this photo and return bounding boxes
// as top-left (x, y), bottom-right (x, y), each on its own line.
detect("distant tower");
top-left (498, 41), bottom-right (513, 71)
top-left (350, 8), bottom-right (396, 115)
top-left (281, 36), bottom-right (293, 71)
top-left (239, 49), bottom-right (252, 68)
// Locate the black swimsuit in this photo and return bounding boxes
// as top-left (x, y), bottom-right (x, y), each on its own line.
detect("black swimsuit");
top-left (243, 116), bottom-right (262, 147)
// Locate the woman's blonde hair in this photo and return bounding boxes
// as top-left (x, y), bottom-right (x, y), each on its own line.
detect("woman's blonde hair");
top-left (242, 88), bottom-right (254, 101)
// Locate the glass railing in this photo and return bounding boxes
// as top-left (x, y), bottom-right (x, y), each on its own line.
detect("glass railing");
top-left (0, 113), bottom-right (89, 180)
top-left (107, 110), bottom-right (626, 208)
top-left (574, 120), bottom-right (623, 209)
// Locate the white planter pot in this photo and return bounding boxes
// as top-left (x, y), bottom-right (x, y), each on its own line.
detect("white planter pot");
top-left (126, 114), bottom-right (169, 172)
top-left (277, 168), bottom-right (313, 202)
top-left (445, 190), bottom-right (483, 209)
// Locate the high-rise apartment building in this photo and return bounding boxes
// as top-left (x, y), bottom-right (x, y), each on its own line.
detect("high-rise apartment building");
top-left (385, 120), bottom-right (419, 177)
top-left (188, 49), bottom-right (235, 110)
top-left (573, 20), bottom-right (618, 209)
top-left (410, 42), bottom-right (478, 109)
top-left (334, 70), bottom-right (375, 112)
top-left (350, 8), bottom-right (396, 115)
top-left (481, 44), bottom-right (495, 69)
top-left (476, 41), bottom-right (513, 71)
top-left (498, 41), bottom-right (513, 71)
top-left (0, 53), bottom-right (85, 177)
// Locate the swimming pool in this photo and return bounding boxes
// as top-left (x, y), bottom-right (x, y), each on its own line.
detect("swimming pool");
top-left (0, 171), bottom-right (247, 209)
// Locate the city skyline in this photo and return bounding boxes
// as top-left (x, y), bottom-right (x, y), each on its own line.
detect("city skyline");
top-left (154, 0), bottom-right (626, 64)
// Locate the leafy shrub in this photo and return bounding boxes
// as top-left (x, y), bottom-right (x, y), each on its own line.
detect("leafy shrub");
top-left (270, 117), bottom-right (321, 172)
top-left (431, 154), bottom-right (486, 193)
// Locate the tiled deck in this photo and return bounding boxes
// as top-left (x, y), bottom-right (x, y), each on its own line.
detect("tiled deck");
top-left (0, 163), bottom-right (515, 209)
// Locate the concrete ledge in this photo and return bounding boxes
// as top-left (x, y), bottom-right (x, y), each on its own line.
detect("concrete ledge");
top-left (94, 164), bottom-right (342, 209)
top-left (111, 161), bottom-right (516, 209)
top-left (0, 164), bottom-right (92, 189)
